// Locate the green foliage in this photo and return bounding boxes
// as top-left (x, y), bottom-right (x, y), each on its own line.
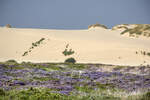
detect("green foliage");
top-left (65, 57), bottom-right (76, 64)
top-left (5, 59), bottom-right (18, 65)
top-left (22, 51), bottom-right (28, 56)
top-left (1, 88), bottom-right (149, 100)
top-left (0, 88), bottom-right (121, 100)
top-left (31, 38), bottom-right (45, 47)
top-left (0, 88), bottom-right (66, 100)
top-left (62, 44), bottom-right (75, 56)
top-left (88, 23), bottom-right (108, 29)
top-left (0, 89), bottom-right (5, 96)
top-left (33, 76), bottom-right (58, 81)
top-left (6, 59), bottom-right (17, 63)
top-left (62, 44), bottom-right (76, 63)
top-left (75, 85), bottom-right (93, 93)
top-left (138, 51), bottom-right (150, 57)
top-left (147, 52), bottom-right (150, 56)
top-left (22, 38), bottom-right (45, 57)
top-left (120, 24), bottom-right (150, 37)
top-left (62, 49), bottom-right (75, 56)
top-left (121, 29), bottom-right (132, 35)
top-left (68, 64), bottom-right (86, 70)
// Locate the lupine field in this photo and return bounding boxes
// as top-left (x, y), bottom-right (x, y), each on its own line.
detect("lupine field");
top-left (0, 60), bottom-right (150, 100)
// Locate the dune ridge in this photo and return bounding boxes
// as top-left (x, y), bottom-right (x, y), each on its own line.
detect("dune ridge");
top-left (0, 25), bottom-right (150, 66)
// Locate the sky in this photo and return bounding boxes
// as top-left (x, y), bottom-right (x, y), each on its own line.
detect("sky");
top-left (0, 0), bottom-right (150, 29)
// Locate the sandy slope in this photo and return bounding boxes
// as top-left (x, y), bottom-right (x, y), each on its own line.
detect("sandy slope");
top-left (0, 27), bottom-right (150, 66)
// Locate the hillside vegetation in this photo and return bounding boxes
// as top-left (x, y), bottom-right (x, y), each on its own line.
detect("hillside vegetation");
top-left (88, 23), bottom-right (108, 29)
top-left (112, 24), bottom-right (150, 37)
top-left (0, 61), bottom-right (150, 100)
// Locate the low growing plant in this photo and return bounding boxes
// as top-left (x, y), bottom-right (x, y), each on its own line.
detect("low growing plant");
top-left (65, 57), bottom-right (76, 64)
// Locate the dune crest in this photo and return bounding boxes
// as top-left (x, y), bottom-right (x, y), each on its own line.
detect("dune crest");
top-left (112, 24), bottom-right (150, 38)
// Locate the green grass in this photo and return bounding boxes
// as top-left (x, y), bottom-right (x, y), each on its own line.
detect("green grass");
top-left (0, 88), bottom-right (122, 100)
top-left (113, 66), bottom-right (126, 70)
top-left (67, 64), bottom-right (86, 70)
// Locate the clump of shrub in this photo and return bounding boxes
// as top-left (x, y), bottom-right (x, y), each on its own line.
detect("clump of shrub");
top-left (32, 38), bottom-right (45, 47)
top-left (5, 24), bottom-right (12, 28)
top-left (22, 51), bottom-right (28, 56)
top-left (5, 59), bottom-right (18, 65)
top-left (62, 49), bottom-right (75, 56)
top-left (22, 38), bottom-right (45, 56)
top-left (147, 52), bottom-right (150, 56)
top-left (135, 51), bottom-right (150, 57)
top-left (62, 44), bottom-right (76, 63)
top-left (88, 23), bottom-right (108, 29)
top-left (65, 57), bottom-right (76, 64)
top-left (62, 44), bottom-right (75, 56)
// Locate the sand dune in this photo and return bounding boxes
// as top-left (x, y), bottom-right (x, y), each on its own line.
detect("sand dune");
top-left (0, 26), bottom-right (150, 66)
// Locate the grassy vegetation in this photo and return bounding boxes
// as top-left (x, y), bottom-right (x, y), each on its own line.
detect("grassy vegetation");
top-left (0, 61), bottom-right (150, 100)
top-left (120, 24), bottom-right (150, 37)
top-left (0, 88), bottom-right (120, 100)
top-left (67, 64), bottom-right (86, 70)
top-left (5, 59), bottom-right (18, 65)
top-left (88, 23), bottom-right (108, 29)
top-left (0, 88), bottom-right (149, 100)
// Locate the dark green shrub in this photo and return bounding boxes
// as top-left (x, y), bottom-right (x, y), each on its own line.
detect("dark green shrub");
top-left (62, 49), bottom-right (75, 56)
top-left (62, 44), bottom-right (75, 56)
top-left (88, 23), bottom-right (108, 29)
top-left (65, 57), bottom-right (76, 64)
top-left (147, 52), bottom-right (150, 56)
top-left (6, 59), bottom-right (17, 63)
top-left (22, 51), bottom-right (28, 56)
top-left (5, 59), bottom-right (18, 65)
top-left (22, 38), bottom-right (45, 57)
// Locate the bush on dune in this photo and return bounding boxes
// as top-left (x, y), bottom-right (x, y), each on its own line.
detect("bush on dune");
top-left (5, 24), bottom-right (12, 28)
top-left (62, 44), bottom-right (76, 64)
top-left (5, 59), bottom-right (18, 65)
top-left (88, 23), bottom-right (108, 29)
top-left (65, 57), bottom-right (76, 64)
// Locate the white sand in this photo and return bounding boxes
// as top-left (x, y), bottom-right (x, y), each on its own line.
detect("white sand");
top-left (0, 27), bottom-right (150, 66)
